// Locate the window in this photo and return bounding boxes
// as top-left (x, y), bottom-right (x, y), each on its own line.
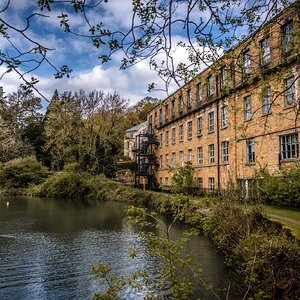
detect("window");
top-left (197, 147), bottom-right (203, 165)
top-left (197, 82), bottom-right (202, 103)
top-left (209, 144), bottom-right (215, 164)
top-left (165, 154), bottom-right (169, 168)
top-left (260, 37), bottom-right (270, 65)
top-left (247, 139), bottom-right (255, 164)
top-left (188, 149), bottom-right (193, 164)
top-left (179, 95), bottom-right (183, 114)
top-left (165, 104), bottom-right (169, 122)
top-left (197, 178), bottom-right (203, 190)
top-left (159, 177), bottom-right (162, 185)
top-left (197, 116), bottom-right (203, 136)
top-left (179, 124), bottom-right (184, 141)
top-left (208, 111), bottom-right (215, 132)
top-left (221, 141), bottom-right (229, 163)
top-left (165, 177), bottom-right (169, 185)
top-left (242, 49), bottom-right (251, 74)
top-left (159, 155), bottom-right (163, 169)
top-left (262, 87), bottom-right (272, 114)
top-left (221, 103), bottom-right (228, 128)
top-left (280, 133), bottom-right (299, 160)
top-left (172, 152), bottom-right (176, 167)
top-left (159, 133), bottom-right (163, 147)
top-left (154, 112), bottom-right (157, 127)
top-left (172, 127), bottom-right (176, 144)
top-left (179, 151), bottom-right (184, 166)
top-left (165, 130), bottom-right (169, 146)
top-left (285, 77), bottom-right (296, 106)
top-left (159, 108), bottom-right (163, 125)
top-left (244, 95), bottom-right (252, 120)
top-left (220, 66), bottom-right (227, 89)
top-left (187, 121), bottom-right (193, 139)
top-left (209, 177), bottom-right (215, 193)
top-left (187, 89), bottom-right (192, 109)
top-left (282, 20), bottom-right (294, 53)
top-left (207, 75), bottom-right (213, 96)
top-left (171, 99), bottom-right (175, 119)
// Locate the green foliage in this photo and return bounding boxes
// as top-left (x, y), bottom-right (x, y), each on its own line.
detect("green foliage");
top-left (114, 160), bottom-right (137, 172)
top-left (253, 163), bottom-right (300, 208)
top-left (203, 199), bottom-right (300, 299)
top-left (39, 172), bottom-right (90, 199)
top-left (238, 233), bottom-right (300, 300)
top-left (63, 162), bottom-right (81, 173)
top-left (93, 200), bottom-right (220, 300)
top-left (170, 162), bottom-right (196, 195)
top-left (0, 156), bottom-right (49, 188)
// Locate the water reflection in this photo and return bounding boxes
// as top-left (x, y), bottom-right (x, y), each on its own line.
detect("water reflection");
top-left (0, 196), bottom-right (241, 299)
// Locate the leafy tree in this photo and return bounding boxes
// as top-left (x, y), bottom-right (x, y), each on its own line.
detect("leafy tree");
top-left (0, 88), bottom-right (42, 162)
top-left (0, 156), bottom-right (48, 188)
top-left (171, 162), bottom-right (196, 195)
top-left (127, 96), bottom-right (159, 125)
top-left (93, 201), bottom-right (221, 300)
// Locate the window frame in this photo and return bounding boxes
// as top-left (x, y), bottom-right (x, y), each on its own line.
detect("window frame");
top-left (285, 76), bottom-right (296, 106)
top-left (208, 144), bottom-right (215, 164)
top-left (260, 36), bottom-right (271, 66)
top-left (280, 133), bottom-right (299, 160)
top-left (208, 111), bottom-right (215, 133)
top-left (221, 103), bottom-right (228, 128)
top-left (179, 124), bottom-right (184, 142)
top-left (197, 82), bottom-right (202, 103)
top-left (188, 149), bottom-right (193, 164)
top-left (179, 151), bottom-right (184, 166)
top-left (165, 130), bottom-right (169, 146)
top-left (171, 127), bottom-right (176, 144)
top-left (197, 116), bottom-right (203, 136)
top-left (262, 86), bottom-right (272, 114)
top-left (197, 146), bottom-right (203, 165)
top-left (282, 20), bottom-right (294, 54)
top-left (221, 141), bottom-right (229, 163)
top-left (242, 49), bottom-right (251, 75)
top-left (207, 75), bottom-right (214, 96)
top-left (244, 95), bottom-right (252, 121)
top-left (187, 120), bottom-right (193, 139)
top-left (246, 138), bottom-right (255, 164)
top-left (209, 177), bottom-right (215, 193)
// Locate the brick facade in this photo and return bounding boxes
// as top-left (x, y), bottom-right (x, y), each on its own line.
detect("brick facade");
top-left (147, 4), bottom-right (300, 192)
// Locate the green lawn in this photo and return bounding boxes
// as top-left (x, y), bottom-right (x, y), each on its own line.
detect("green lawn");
top-left (262, 206), bottom-right (300, 239)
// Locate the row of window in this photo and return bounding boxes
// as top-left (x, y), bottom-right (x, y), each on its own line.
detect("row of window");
top-left (159, 177), bottom-right (216, 193)
top-left (158, 133), bottom-right (298, 169)
top-left (244, 76), bottom-right (296, 121)
top-left (159, 106), bottom-right (228, 146)
top-left (242, 19), bottom-right (294, 74)
top-left (247, 133), bottom-right (299, 164)
top-left (159, 141), bottom-right (229, 169)
top-left (149, 19), bottom-right (296, 128)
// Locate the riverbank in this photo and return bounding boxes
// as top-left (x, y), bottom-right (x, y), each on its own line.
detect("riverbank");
top-left (2, 172), bottom-right (300, 299)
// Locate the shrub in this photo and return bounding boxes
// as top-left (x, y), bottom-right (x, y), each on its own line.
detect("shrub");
top-left (39, 172), bottom-right (90, 199)
top-left (254, 163), bottom-right (300, 208)
top-left (0, 156), bottom-right (49, 188)
top-left (238, 233), bottom-right (300, 300)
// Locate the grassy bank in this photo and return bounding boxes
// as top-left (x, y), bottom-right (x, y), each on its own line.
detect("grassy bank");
top-left (4, 172), bottom-right (300, 299)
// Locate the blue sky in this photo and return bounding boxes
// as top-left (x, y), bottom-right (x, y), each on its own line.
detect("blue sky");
top-left (0, 0), bottom-right (292, 106)
top-left (0, 0), bottom-right (180, 105)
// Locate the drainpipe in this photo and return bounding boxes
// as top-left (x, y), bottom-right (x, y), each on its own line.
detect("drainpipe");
top-left (216, 75), bottom-right (221, 192)
top-left (216, 99), bottom-right (221, 192)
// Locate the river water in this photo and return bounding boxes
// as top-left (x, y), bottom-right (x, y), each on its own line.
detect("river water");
top-left (0, 196), bottom-right (242, 299)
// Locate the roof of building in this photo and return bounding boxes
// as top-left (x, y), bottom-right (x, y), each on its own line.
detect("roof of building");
top-left (126, 121), bottom-right (147, 133)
